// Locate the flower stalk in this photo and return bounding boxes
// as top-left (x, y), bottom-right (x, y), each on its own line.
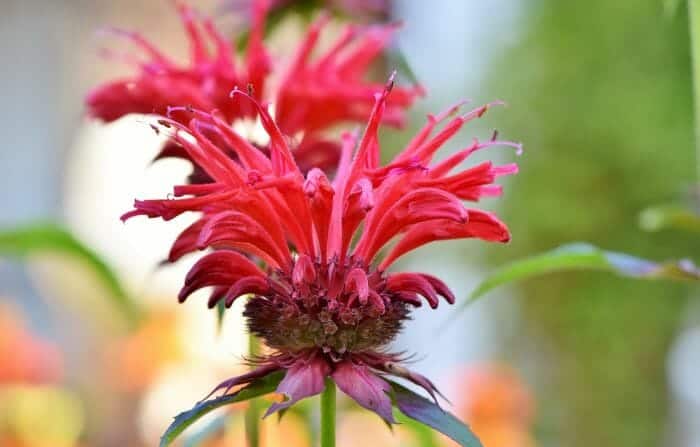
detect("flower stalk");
top-left (320, 378), bottom-right (336, 447)
top-left (245, 334), bottom-right (262, 447)
top-left (689, 0), bottom-right (700, 178)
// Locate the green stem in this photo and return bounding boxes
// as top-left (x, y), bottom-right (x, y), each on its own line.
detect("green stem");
top-left (320, 378), bottom-right (336, 447)
top-left (689, 0), bottom-right (700, 179)
top-left (244, 334), bottom-right (261, 447)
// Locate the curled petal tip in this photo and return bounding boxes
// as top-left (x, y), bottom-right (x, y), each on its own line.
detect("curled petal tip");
top-left (387, 70), bottom-right (397, 91)
top-left (120, 207), bottom-right (140, 222)
top-left (229, 86), bottom-right (241, 98)
top-left (166, 105), bottom-right (193, 117)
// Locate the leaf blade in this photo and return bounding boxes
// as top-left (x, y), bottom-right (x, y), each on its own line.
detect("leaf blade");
top-left (463, 243), bottom-right (700, 306)
top-left (160, 371), bottom-right (284, 447)
top-left (390, 381), bottom-right (482, 447)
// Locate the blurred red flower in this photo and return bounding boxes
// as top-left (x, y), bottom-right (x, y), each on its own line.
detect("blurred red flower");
top-left (87, 1), bottom-right (422, 176)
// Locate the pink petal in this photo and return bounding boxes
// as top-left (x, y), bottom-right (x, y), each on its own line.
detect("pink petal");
top-left (264, 356), bottom-right (331, 417)
top-left (331, 360), bottom-right (395, 423)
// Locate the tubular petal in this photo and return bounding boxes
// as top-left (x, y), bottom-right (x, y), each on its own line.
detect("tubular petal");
top-left (221, 277), bottom-right (270, 308)
top-left (380, 210), bottom-right (511, 270)
top-left (178, 251), bottom-right (265, 302)
top-left (356, 188), bottom-right (468, 262)
top-left (386, 272), bottom-right (440, 309)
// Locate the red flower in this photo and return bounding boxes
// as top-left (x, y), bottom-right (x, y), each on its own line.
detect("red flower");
top-left (122, 79), bottom-right (520, 422)
top-left (86, 1), bottom-right (422, 175)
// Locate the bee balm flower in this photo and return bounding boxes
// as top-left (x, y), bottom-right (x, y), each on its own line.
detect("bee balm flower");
top-left (87, 1), bottom-right (422, 175)
top-left (122, 79), bottom-right (520, 422)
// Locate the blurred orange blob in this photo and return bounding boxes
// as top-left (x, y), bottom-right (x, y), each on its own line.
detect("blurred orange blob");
top-left (0, 304), bottom-right (63, 385)
top-left (460, 365), bottom-right (534, 424)
top-left (105, 310), bottom-right (183, 392)
top-left (339, 411), bottom-right (400, 446)
top-left (452, 365), bottom-right (536, 447)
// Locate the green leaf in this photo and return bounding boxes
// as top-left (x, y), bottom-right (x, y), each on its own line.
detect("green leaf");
top-left (663, 0), bottom-right (683, 17)
top-left (396, 412), bottom-right (440, 447)
top-left (0, 221), bottom-right (138, 323)
top-left (639, 204), bottom-right (700, 233)
top-left (160, 371), bottom-right (284, 447)
top-left (464, 243), bottom-right (700, 305)
top-left (389, 381), bottom-right (482, 447)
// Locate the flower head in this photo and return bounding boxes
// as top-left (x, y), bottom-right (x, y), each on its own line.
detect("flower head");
top-left (122, 79), bottom-right (520, 422)
top-left (87, 1), bottom-right (422, 175)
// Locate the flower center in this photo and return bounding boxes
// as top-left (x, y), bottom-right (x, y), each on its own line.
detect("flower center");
top-left (244, 256), bottom-right (410, 357)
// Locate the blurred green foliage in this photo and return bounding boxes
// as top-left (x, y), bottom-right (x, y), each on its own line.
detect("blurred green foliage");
top-left (0, 222), bottom-right (139, 325)
top-left (489, 1), bottom-right (699, 446)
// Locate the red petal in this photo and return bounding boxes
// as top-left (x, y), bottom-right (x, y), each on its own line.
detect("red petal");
top-left (169, 218), bottom-right (206, 262)
top-left (386, 272), bottom-right (440, 308)
top-left (356, 187), bottom-right (467, 262)
top-left (179, 251), bottom-right (265, 302)
top-left (221, 277), bottom-right (270, 308)
top-left (380, 210), bottom-right (511, 270)
top-left (198, 210), bottom-right (290, 268)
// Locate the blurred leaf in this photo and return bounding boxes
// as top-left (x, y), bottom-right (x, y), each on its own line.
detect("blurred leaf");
top-left (664, 0), bottom-right (683, 17)
top-left (390, 381), bottom-right (482, 447)
top-left (639, 204), bottom-right (700, 232)
top-left (235, 0), bottom-right (319, 51)
top-left (160, 371), bottom-right (284, 447)
top-left (464, 243), bottom-right (700, 304)
top-left (397, 412), bottom-right (440, 447)
top-left (387, 49), bottom-right (422, 87)
top-left (0, 221), bottom-right (138, 323)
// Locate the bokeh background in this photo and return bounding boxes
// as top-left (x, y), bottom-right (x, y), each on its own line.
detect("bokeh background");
top-left (1, 1), bottom-right (699, 446)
